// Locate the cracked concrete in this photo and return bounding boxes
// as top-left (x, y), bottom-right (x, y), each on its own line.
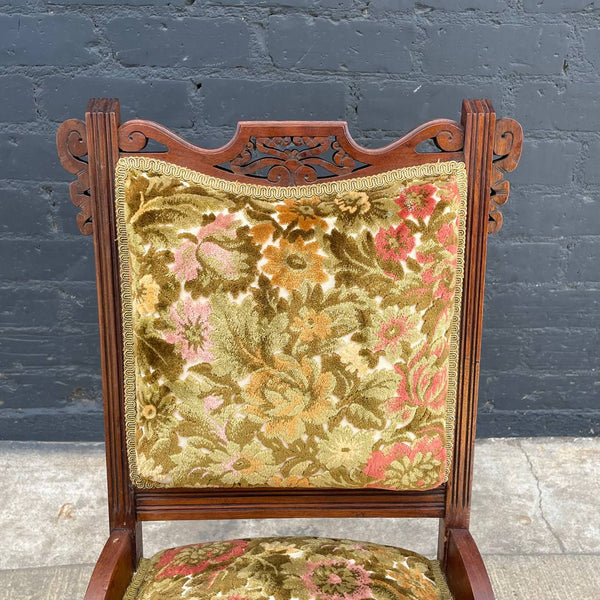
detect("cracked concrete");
top-left (518, 439), bottom-right (567, 554)
top-left (2, 438), bottom-right (599, 598)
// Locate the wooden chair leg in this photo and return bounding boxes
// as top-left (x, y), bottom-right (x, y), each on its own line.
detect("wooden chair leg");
top-left (445, 528), bottom-right (494, 600)
top-left (84, 530), bottom-right (135, 600)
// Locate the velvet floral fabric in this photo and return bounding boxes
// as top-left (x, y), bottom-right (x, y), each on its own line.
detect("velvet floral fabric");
top-left (115, 157), bottom-right (467, 490)
top-left (124, 536), bottom-right (451, 600)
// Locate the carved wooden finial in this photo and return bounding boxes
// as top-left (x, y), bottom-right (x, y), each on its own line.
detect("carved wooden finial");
top-left (56, 119), bottom-right (92, 235)
top-left (489, 118), bottom-right (523, 234)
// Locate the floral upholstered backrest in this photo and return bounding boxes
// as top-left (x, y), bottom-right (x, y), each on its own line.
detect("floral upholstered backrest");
top-left (116, 157), bottom-right (467, 490)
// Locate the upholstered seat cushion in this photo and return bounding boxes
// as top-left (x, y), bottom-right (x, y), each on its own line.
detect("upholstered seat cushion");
top-left (124, 536), bottom-right (451, 600)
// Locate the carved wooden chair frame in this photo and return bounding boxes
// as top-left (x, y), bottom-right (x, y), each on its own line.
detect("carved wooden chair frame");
top-left (57, 98), bottom-right (522, 600)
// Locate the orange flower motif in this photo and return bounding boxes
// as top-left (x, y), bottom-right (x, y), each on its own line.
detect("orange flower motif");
top-left (263, 238), bottom-right (328, 290)
top-left (292, 308), bottom-right (332, 343)
top-left (244, 357), bottom-right (336, 442)
top-left (249, 222), bottom-right (275, 244)
top-left (333, 191), bottom-right (371, 215)
top-left (135, 274), bottom-right (160, 316)
top-left (268, 474), bottom-right (311, 487)
top-left (275, 196), bottom-right (328, 231)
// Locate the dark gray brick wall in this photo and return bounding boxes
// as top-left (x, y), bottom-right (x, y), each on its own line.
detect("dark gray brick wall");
top-left (0, 0), bottom-right (598, 440)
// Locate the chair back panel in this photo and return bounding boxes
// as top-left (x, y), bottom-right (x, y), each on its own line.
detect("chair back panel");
top-left (116, 154), bottom-right (467, 492)
top-left (56, 99), bottom-right (522, 528)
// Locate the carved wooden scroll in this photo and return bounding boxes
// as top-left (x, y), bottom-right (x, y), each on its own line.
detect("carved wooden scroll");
top-left (489, 118), bottom-right (523, 234)
top-left (56, 119), bottom-right (92, 235)
top-left (222, 136), bottom-right (369, 185)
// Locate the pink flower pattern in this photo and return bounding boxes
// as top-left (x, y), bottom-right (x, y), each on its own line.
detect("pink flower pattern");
top-left (155, 540), bottom-right (248, 580)
top-left (394, 184), bottom-right (437, 220)
top-left (172, 213), bottom-right (238, 282)
top-left (302, 558), bottom-right (373, 600)
top-left (363, 436), bottom-right (446, 489)
top-left (163, 297), bottom-right (215, 363)
top-left (374, 223), bottom-right (415, 262)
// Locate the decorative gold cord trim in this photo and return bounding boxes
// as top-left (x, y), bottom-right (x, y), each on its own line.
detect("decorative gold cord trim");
top-left (446, 161), bottom-right (468, 481)
top-left (115, 156), bottom-right (467, 489)
top-left (430, 560), bottom-right (454, 600)
top-left (122, 558), bottom-right (152, 600)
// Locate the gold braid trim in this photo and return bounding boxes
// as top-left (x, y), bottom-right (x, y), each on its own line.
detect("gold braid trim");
top-left (430, 560), bottom-right (454, 599)
top-left (447, 163), bottom-right (467, 481)
top-left (115, 156), bottom-right (467, 489)
top-left (122, 558), bottom-right (152, 600)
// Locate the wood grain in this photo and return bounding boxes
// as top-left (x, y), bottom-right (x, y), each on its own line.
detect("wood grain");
top-left (136, 486), bottom-right (446, 521)
top-left (83, 530), bottom-right (135, 600)
top-left (85, 99), bottom-right (142, 564)
top-left (488, 118), bottom-right (524, 234)
top-left (446, 528), bottom-right (495, 600)
top-left (438, 99), bottom-right (497, 567)
top-left (56, 118), bottom-right (93, 235)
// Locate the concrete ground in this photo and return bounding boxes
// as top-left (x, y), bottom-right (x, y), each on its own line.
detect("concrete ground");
top-left (1, 438), bottom-right (599, 599)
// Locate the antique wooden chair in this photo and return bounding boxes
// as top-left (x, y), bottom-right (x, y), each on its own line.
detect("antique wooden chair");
top-left (57, 98), bottom-right (522, 600)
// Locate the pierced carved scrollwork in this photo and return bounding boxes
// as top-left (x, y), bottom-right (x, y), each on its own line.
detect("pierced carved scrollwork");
top-left (430, 123), bottom-right (465, 153)
top-left (221, 136), bottom-right (370, 185)
top-left (118, 122), bottom-right (154, 153)
top-left (409, 121), bottom-right (465, 154)
top-left (56, 119), bottom-right (92, 235)
top-left (489, 118), bottom-right (523, 234)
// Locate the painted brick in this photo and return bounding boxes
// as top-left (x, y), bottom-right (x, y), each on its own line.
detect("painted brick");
top-left (0, 187), bottom-right (52, 236)
top-left (515, 83), bottom-right (600, 131)
top-left (0, 134), bottom-right (67, 182)
top-left (209, 0), bottom-right (352, 6)
top-left (583, 141), bottom-right (600, 184)
top-left (509, 140), bottom-right (578, 186)
top-left (422, 24), bottom-right (568, 75)
top-left (523, 0), bottom-right (598, 12)
top-left (367, 0), bottom-right (422, 11)
top-left (357, 82), bottom-right (502, 130)
top-left (33, 182), bottom-right (83, 237)
top-left (57, 283), bottom-right (99, 325)
top-left (484, 287), bottom-right (600, 330)
top-left (48, 0), bottom-right (184, 4)
top-left (480, 329), bottom-right (524, 372)
top-left (501, 191), bottom-right (600, 237)
top-left (0, 14), bottom-right (98, 66)
top-left (202, 79), bottom-right (346, 126)
top-left (521, 328), bottom-right (600, 371)
top-left (0, 330), bottom-right (100, 369)
top-left (0, 371), bottom-right (102, 410)
top-left (486, 242), bottom-right (564, 285)
top-left (0, 287), bottom-right (62, 329)
top-left (477, 411), bottom-right (600, 437)
top-left (268, 16), bottom-right (416, 73)
top-left (566, 240), bottom-right (600, 282)
top-left (414, 0), bottom-right (504, 9)
top-left (0, 76), bottom-right (35, 122)
top-left (0, 1), bottom-right (599, 440)
top-left (480, 372), bottom-right (600, 411)
top-left (0, 240), bottom-right (95, 282)
top-left (0, 410), bottom-right (104, 441)
top-left (583, 29), bottom-right (600, 72)
top-left (106, 17), bottom-right (250, 68)
top-left (40, 77), bottom-right (194, 127)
